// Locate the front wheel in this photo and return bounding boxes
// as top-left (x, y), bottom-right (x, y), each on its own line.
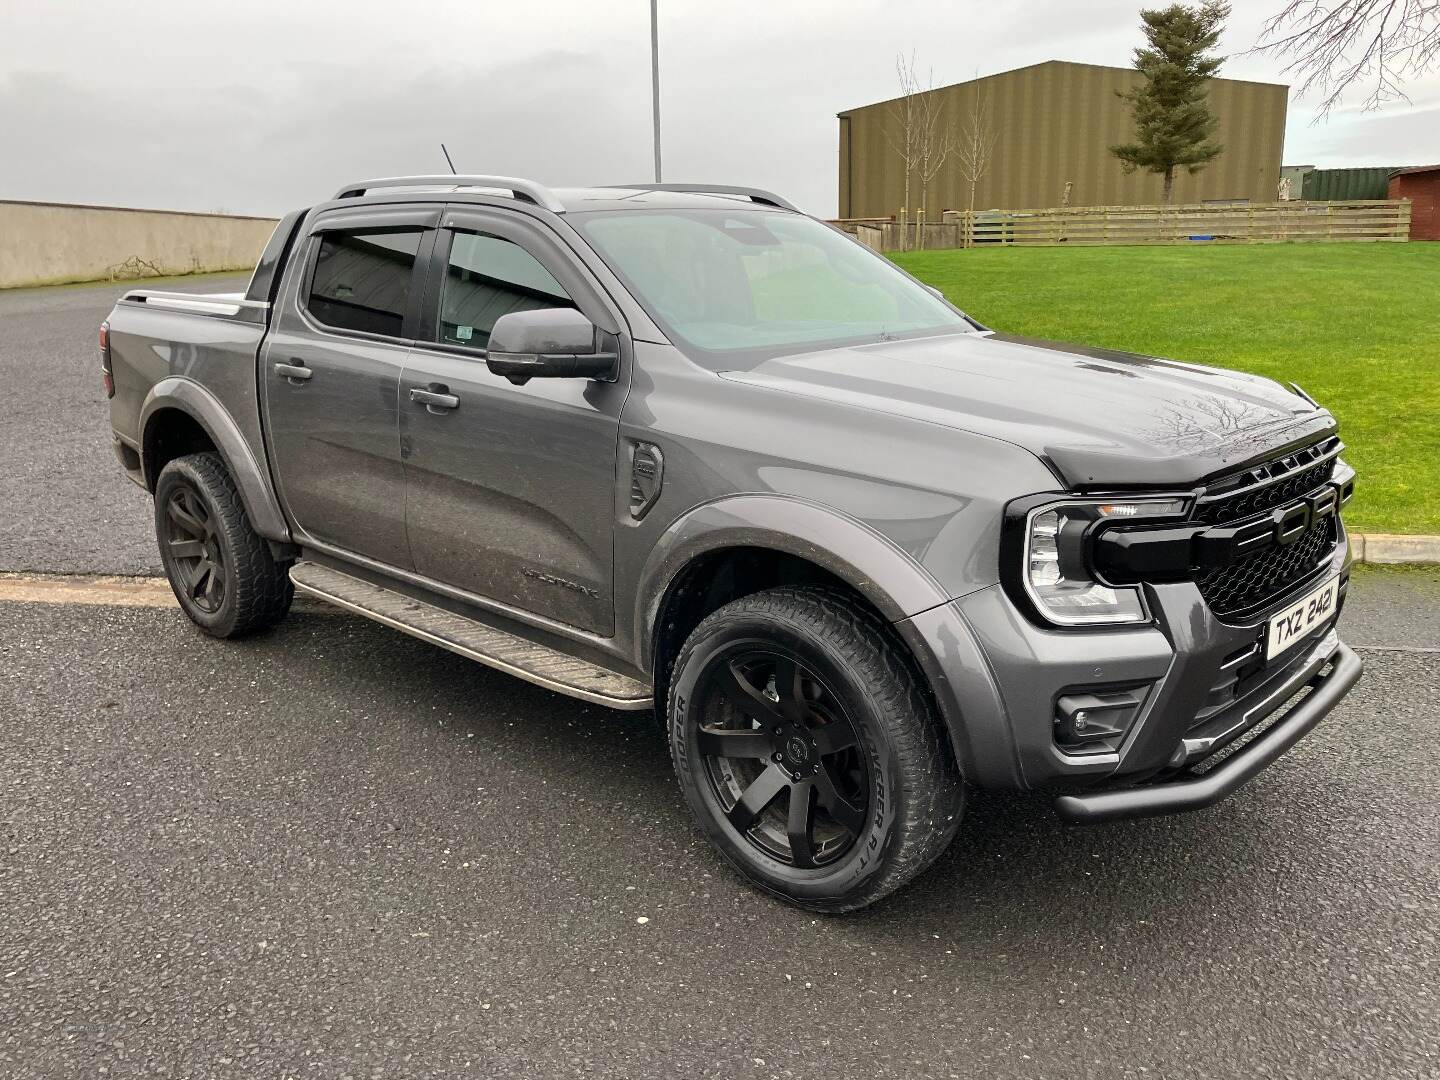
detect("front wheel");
top-left (668, 587), bottom-right (963, 912)
top-left (154, 452), bottom-right (293, 638)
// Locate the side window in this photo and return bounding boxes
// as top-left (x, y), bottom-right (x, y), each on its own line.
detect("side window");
top-left (306, 227), bottom-right (424, 338)
top-left (438, 231), bottom-right (575, 349)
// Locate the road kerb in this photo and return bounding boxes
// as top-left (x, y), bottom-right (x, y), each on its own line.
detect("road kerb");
top-left (1351, 533), bottom-right (1440, 565)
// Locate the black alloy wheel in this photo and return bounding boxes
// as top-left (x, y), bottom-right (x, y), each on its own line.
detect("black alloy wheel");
top-left (153, 452), bottom-right (293, 638)
top-left (668, 587), bottom-right (964, 912)
top-left (163, 484), bottom-right (227, 613)
top-left (695, 649), bottom-right (869, 869)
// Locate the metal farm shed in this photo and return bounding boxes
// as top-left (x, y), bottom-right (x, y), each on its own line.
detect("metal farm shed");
top-left (1301, 167), bottom-right (1409, 201)
top-left (837, 60), bottom-right (1288, 219)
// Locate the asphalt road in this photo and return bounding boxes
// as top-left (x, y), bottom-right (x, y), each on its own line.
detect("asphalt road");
top-left (0, 274), bottom-right (248, 577)
top-left (2, 279), bottom-right (1438, 1078)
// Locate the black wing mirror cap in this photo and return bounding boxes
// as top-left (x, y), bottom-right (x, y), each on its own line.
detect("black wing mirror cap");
top-left (486, 308), bottom-right (618, 385)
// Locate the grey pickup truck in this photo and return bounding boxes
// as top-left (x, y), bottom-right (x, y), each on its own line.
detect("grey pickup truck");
top-left (101, 175), bottom-right (1362, 911)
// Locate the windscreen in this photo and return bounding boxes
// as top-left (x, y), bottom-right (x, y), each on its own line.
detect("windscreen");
top-left (571, 209), bottom-right (973, 360)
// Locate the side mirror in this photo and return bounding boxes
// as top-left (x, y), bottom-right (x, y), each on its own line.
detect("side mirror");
top-left (486, 308), bottom-right (618, 385)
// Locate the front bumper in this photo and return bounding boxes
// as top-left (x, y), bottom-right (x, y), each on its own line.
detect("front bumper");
top-left (903, 530), bottom-right (1359, 811)
top-left (1055, 634), bottom-right (1361, 823)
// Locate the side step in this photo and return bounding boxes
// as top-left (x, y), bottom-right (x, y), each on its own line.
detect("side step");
top-left (288, 562), bottom-right (653, 710)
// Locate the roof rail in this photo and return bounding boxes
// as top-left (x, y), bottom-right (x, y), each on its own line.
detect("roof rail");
top-left (333, 175), bottom-right (566, 213)
top-left (608, 184), bottom-right (801, 213)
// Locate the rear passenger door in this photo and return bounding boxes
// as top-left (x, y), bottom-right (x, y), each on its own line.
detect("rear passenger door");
top-left (262, 206), bottom-right (438, 569)
top-left (398, 206), bottom-right (628, 634)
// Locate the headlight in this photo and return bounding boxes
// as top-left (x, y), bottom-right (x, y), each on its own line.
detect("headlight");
top-left (1023, 499), bottom-right (1188, 626)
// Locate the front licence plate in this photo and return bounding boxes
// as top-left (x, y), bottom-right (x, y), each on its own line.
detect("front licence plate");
top-left (1266, 575), bottom-right (1340, 661)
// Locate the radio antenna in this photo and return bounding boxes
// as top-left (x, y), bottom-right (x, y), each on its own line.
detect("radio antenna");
top-left (440, 143), bottom-right (458, 175)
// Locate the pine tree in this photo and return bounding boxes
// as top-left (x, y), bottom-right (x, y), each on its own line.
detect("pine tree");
top-left (1111, 1), bottom-right (1230, 204)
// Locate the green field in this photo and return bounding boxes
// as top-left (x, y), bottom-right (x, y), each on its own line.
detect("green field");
top-left (892, 243), bottom-right (1440, 535)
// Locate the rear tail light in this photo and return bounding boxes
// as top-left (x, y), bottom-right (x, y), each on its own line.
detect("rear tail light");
top-left (99, 321), bottom-right (114, 399)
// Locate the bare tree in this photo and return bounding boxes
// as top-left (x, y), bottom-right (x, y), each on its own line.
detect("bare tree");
top-left (955, 84), bottom-right (999, 244)
top-left (881, 54), bottom-right (961, 252)
top-left (1256, 0), bottom-right (1440, 115)
top-left (914, 76), bottom-right (956, 248)
top-left (885, 53), bottom-right (924, 250)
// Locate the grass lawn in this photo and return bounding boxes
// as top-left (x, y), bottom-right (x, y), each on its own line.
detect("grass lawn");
top-left (892, 242), bottom-right (1440, 535)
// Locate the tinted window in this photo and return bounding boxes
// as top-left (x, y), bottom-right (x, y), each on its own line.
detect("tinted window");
top-left (438, 231), bottom-right (574, 349)
top-left (571, 209), bottom-right (971, 361)
top-left (307, 228), bottom-right (423, 337)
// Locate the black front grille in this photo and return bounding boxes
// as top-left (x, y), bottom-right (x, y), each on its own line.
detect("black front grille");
top-left (1196, 516), bottom-right (1337, 619)
top-left (1196, 446), bottom-right (1338, 524)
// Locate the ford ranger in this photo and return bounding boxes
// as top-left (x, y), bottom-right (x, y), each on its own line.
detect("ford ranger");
top-left (100, 175), bottom-right (1363, 911)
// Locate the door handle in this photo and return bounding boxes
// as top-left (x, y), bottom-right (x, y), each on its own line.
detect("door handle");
top-left (274, 361), bottom-right (313, 383)
top-left (409, 384), bottom-right (459, 413)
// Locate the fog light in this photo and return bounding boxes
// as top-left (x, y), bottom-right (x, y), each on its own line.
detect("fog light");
top-left (1055, 688), bottom-right (1147, 755)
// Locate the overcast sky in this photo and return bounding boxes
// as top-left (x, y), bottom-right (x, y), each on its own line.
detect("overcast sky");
top-left (1, 0), bottom-right (1436, 218)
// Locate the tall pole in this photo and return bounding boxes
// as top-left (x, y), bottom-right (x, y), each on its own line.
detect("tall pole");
top-left (650, 0), bottom-right (662, 182)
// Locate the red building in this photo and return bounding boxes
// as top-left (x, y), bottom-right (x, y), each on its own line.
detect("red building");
top-left (1389, 165), bottom-right (1440, 240)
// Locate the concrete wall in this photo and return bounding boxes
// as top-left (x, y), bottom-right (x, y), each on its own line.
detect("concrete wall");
top-left (0, 200), bottom-right (280, 289)
top-left (839, 60), bottom-right (1289, 218)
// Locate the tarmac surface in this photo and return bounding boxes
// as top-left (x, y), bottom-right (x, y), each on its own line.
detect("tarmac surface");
top-left (0, 274), bottom-right (249, 577)
top-left (1, 277), bottom-right (1437, 1078)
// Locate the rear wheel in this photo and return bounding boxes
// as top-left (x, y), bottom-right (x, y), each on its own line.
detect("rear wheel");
top-left (154, 452), bottom-right (292, 638)
top-left (668, 586), bottom-right (963, 912)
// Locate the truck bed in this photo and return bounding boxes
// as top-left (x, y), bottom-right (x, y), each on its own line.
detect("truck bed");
top-left (105, 289), bottom-right (273, 484)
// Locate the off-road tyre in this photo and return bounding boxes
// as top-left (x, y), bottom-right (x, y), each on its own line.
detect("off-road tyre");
top-left (668, 586), bottom-right (964, 912)
top-left (154, 452), bottom-right (292, 638)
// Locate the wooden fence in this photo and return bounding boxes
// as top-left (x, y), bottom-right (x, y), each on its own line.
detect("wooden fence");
top-left (839, 200), bottom-right (1412, 252)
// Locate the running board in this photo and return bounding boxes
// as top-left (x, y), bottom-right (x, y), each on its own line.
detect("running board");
top-left (288, 562), bottom-right (653, 710)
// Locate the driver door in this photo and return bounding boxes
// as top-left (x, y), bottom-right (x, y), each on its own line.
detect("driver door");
top-left (399, 207), bottom-right (628, 634)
